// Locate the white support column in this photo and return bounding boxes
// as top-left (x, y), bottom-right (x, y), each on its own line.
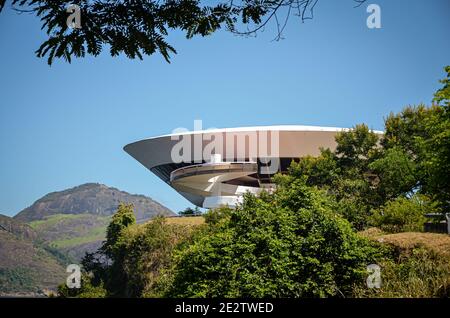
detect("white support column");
top-left (210, 153), bottom-right (222, 163)
top-left (446, 213), bottom-right (450, 235)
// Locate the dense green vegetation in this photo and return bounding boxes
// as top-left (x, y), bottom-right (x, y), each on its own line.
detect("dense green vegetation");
top-left (369, 195), bottom-right (436, 233)
top-left (29, 213), bottom-right (110, 248)
top-left (17, 183), bottom-right (174, 262)
top-left (28, 213), bottom-right (110, 261)
top-left (353, 244), bottom-right (450, 298)
top-left (178, 206), bottom-right (201, 215)
top-left (0, 267), bottom-right (37, 293)
top-left (0, 214), bottom-right (72, 295)
top-left (62, 67), bottom-right (450, 298)
top-left (0, 230), bottom-right (68, 295)
top-left (0, 184), bottom-right (176, 295)
top-left (167, 186), bottom-right (380, 297)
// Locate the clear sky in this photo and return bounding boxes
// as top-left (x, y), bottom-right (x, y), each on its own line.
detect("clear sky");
top-left (0, 0), bottom-right (449, 216)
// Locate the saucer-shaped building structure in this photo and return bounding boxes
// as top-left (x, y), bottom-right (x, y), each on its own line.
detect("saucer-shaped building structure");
top-left (124, 125), bottom-right (382, 209)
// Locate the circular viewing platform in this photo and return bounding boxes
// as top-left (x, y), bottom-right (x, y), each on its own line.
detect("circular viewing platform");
top-left (170, 162), bottom-right (258, 183)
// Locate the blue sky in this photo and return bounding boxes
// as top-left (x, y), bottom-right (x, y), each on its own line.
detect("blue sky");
top-left (0, 0), bottom-right (449, 216)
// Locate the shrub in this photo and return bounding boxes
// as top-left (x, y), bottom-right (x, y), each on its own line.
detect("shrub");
top-left (166, 177), bottom-right (379, 297)
top-left (353, 247), bottom-right (450, 298)
top-left (77, 214), bottom-right (194, 298)
top-left (0, 267), bottom-right (36, 293)
top-left (369, 195), bottom-right (435, 233)
top-left (121, 217), bottom-right (193, 297)
top-left (57, 275), bottom-right (106, 298)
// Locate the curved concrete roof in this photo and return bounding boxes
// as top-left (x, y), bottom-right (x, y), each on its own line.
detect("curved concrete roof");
top-left (124, 125), bottom-right (384, 208)
top-left (124, 125), bottom-right (383, 171)
top-left (134, 125), bottom-right (383, 139)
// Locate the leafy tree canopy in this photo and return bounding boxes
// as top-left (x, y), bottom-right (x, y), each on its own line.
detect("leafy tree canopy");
top-left (179, 206), bottom-right (201, 215)
top-left (0, 0), bottom-right (367, 64)
top-left (167, 180), bottom-right (379, 297)
top-left (369, 194), bottom-right (437, 233)
top-left (103, 202), bottom-right (136, 259)
top-left (289, 67), bottom-right (450, 227)
top-left (93, 202), bottom-right (136, 296)
top-left (433, 65), bottom-right (450, 108)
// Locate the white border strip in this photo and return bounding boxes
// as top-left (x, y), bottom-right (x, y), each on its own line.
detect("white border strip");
top-left (147, 125), bottom-right (384, 140)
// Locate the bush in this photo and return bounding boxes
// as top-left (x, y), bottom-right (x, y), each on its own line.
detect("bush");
top-left (75, 214), bottom-right (194, 298)
top-left (120, 217), bottom-right (193, 297)
top-left (179, 207), bottom-right (201, 215)
top-left (369, 195), bottom-right (435, 233)
top-left (57, 275), bottom-right (106, 298)
top-left (353, 247), bottom-right (450, 298)
top-left (0, 267), bottom-right (36, 293)
top-left (166, 177), bottom-right (379, 297)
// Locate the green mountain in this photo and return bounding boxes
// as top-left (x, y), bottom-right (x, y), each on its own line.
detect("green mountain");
top-left (0, 184), bottom-right (175, 295)
top-left (15, 183), bottom-right (173, 222)
top-left (0, 214), bottom-right (68, 296)
top-left (13, 183), bottom-right (175, 261)
top-left (28, 213), bottom-right (110, 261)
